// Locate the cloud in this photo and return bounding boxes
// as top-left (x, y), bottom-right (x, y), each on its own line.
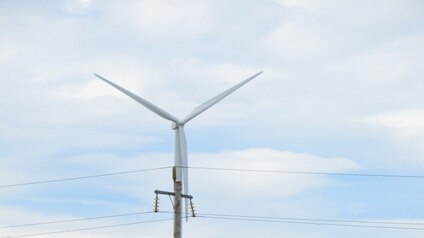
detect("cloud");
top-left (65, 0), bottom-right (94, 14)
top-left (357, 36), bottom-right (424, 83)
top-left (259, 19), bottom-right (341, 60)
top-left (62, 148), bottom-right (359, 198)
top-left (1, 148), bottom-right (357, 213)
top-left (362, 109), bottom-right (424, 167)
top-left (0, 148), bottom-right (359, 237)
top-left (275, 0), bottom-right (424, 27)
top-left (102, 0), bottom-right (216, 41)
top-left (365, 109), bottom-right (424, 138)
top-left (190, 148), bottom-right (359, 196)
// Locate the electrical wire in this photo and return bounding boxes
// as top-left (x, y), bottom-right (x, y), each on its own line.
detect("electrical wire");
top-left (4, 211), bottom-right (424, 230)
top-left (0, 166), bottom-right (172, 188)
top-left (0, 217), bottom-right (174, 238)
top-left (181, 166), bottom-right (424, 179)
top-left (193, 212), bottom-right (424, 226)
top-left (2, 210), bottom-right (424, 236)
top-left (0, 211), bottom-right (155, 229)
top-left (157, 211), bottom-right (424, 227)
top-left (1, 165), bottom-right (423, 189)
top-left (198, 215), bottom-right (424, 231)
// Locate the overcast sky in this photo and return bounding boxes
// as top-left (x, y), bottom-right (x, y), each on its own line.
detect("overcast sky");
top-left (1, 0), bottom-right (423, 237)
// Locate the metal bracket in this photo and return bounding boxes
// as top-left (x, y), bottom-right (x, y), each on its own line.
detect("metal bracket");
top-left (154, 190), bottom-right (196, 217)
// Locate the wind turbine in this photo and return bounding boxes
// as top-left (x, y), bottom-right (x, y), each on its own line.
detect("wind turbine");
top-left (94, 71), bottom-right (262, 236)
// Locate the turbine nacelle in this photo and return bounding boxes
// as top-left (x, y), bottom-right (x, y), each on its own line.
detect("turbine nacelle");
top-left (172, 121), bottom-right (185, 130)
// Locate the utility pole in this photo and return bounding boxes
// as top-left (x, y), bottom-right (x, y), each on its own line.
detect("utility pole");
top-left (173, 167), bottom-right (182, 238)
top-left (154, 167), bottom-right (195, 238)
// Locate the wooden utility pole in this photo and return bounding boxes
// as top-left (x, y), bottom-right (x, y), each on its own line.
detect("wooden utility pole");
top-left (154, 168), bottom-right (195, 237)
top-left (173, 167), bottom-right (182, 238)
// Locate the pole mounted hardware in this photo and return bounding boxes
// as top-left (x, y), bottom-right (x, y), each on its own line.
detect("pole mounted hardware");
top-left (154, 190), bottom-right (196, 217)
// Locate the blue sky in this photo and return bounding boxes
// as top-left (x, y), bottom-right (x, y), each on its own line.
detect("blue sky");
top-left (1, 0), bottom-right (424, 237)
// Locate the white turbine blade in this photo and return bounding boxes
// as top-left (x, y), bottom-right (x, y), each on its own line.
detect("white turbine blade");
top-left (94, 73), bottom-right (179, 123)
top-left (182, 71), bottom-right (263, 123)
top-left (178, 126), bottom-right (189, 220)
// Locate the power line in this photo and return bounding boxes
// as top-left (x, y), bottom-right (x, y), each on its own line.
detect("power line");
top-left (182, 166), bottom-right (424, 179)
top-left (198, 215), bottom-right (424, 231)
top-left (0, 166), bottom-right (172, 188)
top-left (1, 165), bottom-right (423, 189)
top-left (2, 211), bottom-right (423, 236)
top-left (0, 211), bottom-right (155, 229)
top-left (4, 211), bottom-right (424, 230)
top-left (0, 217), bottom-right (174, 238)
top-left (192, 212), bottom-right (424, 226)
top-left (159, 211), bottom-right (424, 227)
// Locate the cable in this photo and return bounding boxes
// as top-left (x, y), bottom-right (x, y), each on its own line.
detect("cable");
top-left (194, 212), bottom-right (424, 226)
top-left (198, 215), bottom-right (424, 231)
top-left (0, 211), bottom-right (155, 229)
top-left (0, 166), bottom-right (172, 188)
top-left (157, 211), bottom-right (424, 227)
top-left (180, 166), bottom-right (424, 179)
top-left (4, 210), bottom-right (424, 230)
top-left (1, 165), bottom-right (423, 189)
top-left (0, 217), bottom-right (174, 238)
top-left (2, 211), bottom-right (423, 236)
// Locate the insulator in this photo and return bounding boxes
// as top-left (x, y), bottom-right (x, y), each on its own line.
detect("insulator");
top-left (153, 196), bottom-right (159, 212)
top-left (189, 199), bottom-right (196, 217)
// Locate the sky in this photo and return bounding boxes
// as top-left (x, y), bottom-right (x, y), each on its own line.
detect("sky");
top-left (0, 0), bottom-right (423, 237)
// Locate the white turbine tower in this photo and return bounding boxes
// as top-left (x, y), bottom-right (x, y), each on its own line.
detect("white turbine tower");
top-left (94, 71), bottom-right (262, 237)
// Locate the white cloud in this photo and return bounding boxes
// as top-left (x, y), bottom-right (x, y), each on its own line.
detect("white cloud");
top-left (36, 148), bottom-right (358, 203)
top-left (275, 0), bottom-right (423, 27)
top-left (104, 0), bottom-right (216, 41)
top-left (0, 36), bottom-right (17, 64)
top-left (259, 19), bottom-right (340, 59)
top-left (357, 36), bottom-right (424, 83)
top-left (0, 148), bottom-right (359, 237)
top-left (65, 0), bottom-right (94, 14)
top-left (366, 109), bottom-right (424, 137)
top-left (190, 148), bottom-right (358, 196)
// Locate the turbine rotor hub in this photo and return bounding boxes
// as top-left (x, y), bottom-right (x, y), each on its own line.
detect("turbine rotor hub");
top-left (172, 121), bottom-right (185, 130)
top-left (171, 123), bottom-right (178, 130)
